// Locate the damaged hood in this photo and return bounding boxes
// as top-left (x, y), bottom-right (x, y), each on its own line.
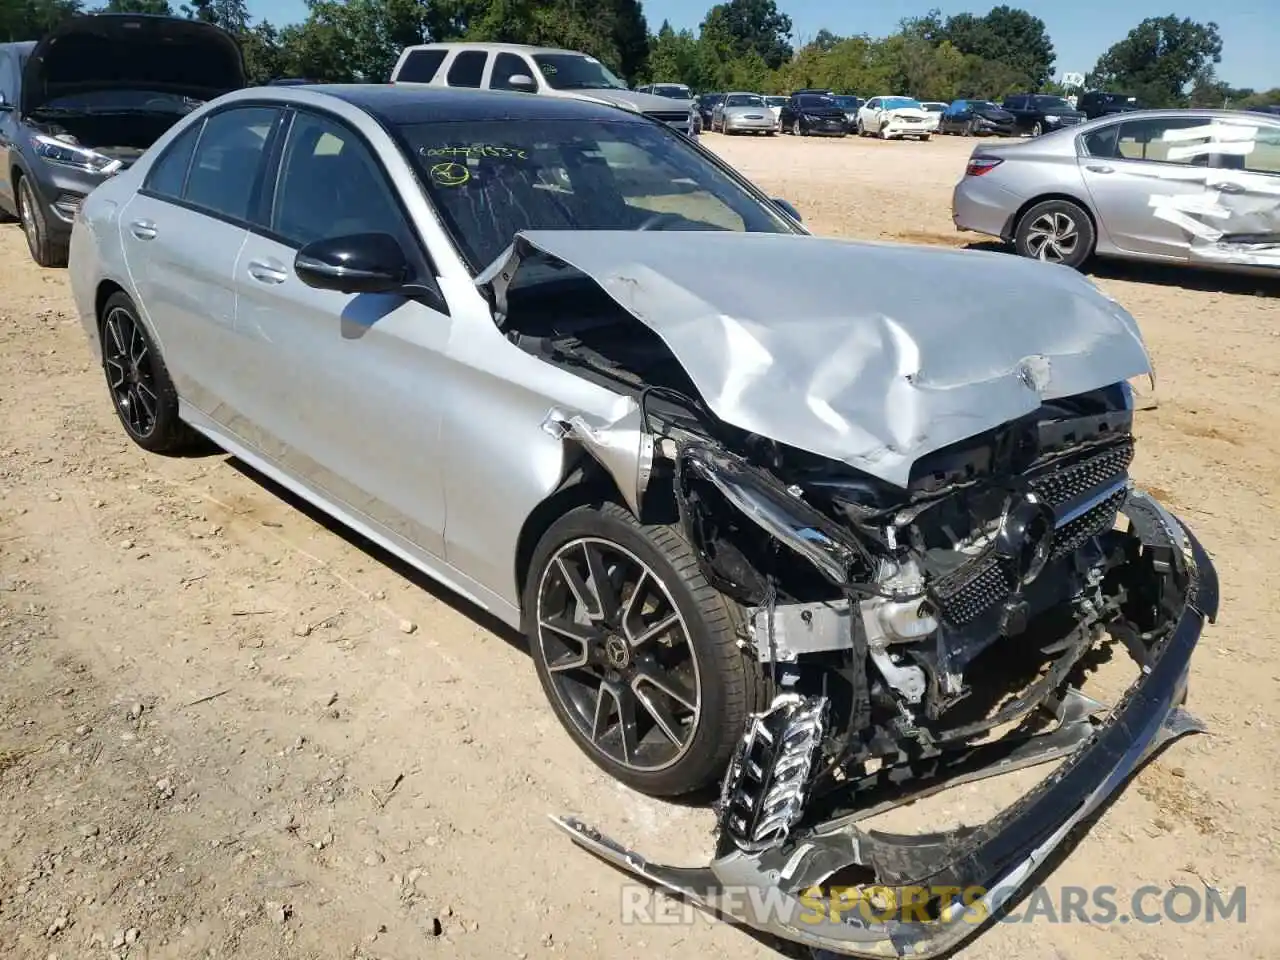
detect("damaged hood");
top-left (21, 13), bottom-right (245, 117)
top-left (479, 230), bottom-right (1152, 489)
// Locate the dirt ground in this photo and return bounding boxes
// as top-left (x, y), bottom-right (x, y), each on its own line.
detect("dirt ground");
top-left (2, 131), bottom-right (1277, 960)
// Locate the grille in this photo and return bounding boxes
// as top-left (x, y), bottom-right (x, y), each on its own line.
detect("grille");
top-left (931, 556), bottom-right (1014, 626)
top-left (1028, 440), bottom-right (1134, 510)
top-left (929, 441), bottom-right (1133, 626)
top-left (646, 110), bottom-right (691, 124)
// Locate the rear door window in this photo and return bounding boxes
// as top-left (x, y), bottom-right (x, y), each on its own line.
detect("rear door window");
top-left (183, 106), bottom-right (280, 222)
top-left (396, 49), bottom-right (446, 83)
top-left (446, 51), bottom-right (487, 88)
top-left (1112, 116), bottom-right (1214, 166)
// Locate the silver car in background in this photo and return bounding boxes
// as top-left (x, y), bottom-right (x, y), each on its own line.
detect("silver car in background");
top-left (68, 83), bottom-right (1217, 960)
top-left (952, 108), bottom-right (1280, 273)
top-left (710, 92), bottom-right (777, 135)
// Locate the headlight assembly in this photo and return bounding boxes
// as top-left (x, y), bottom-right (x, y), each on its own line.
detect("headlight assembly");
top-left (31, 134), bottom-right (123, 175)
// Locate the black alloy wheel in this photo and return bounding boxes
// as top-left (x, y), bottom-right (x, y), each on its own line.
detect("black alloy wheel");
top-left (525, 503), bottom-right (766, 797)
top-left (99, 292), bottom-right (201, 453)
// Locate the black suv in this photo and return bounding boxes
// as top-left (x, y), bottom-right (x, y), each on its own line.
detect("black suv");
top-left (0, 14), bottom-right (244, 266)
top-left (1000, 94), bottom-right (1087, 137)
top-left (1077, 91), bottom-right (1144, 120)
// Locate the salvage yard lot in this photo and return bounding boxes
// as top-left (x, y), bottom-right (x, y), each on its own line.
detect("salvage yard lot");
top-left (1, 132), bottom-right (1277, 959)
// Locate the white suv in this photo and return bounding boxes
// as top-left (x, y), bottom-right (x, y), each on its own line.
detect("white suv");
top-left (390, 42), bottom-right (697, 137)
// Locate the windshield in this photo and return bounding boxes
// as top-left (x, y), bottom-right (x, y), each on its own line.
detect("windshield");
top-left (651, 84), bottom-right (691, 99)
top-left (765, 96), bottom-right (788, 107)
top-left (725, 94), bottom-right (764, 107)
top-left (798, 95), bottom-right (836, 109)
top-left (832, 96), bottom-right (860, 109)
top-left (397, 118), bottom-right (797, 271)
top-left (37, 89), bottom-right (202, 114)
top-left (1033, 96), bottom-right (1070, 110)
top-left (882, 97), bottom-right (921, 110)
top-left (532, 54), bottom-right (627, 91)
top-left (970, 100), bottom-right (998, 110)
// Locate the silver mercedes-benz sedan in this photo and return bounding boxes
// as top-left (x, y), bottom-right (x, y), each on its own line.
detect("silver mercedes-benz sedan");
top-left (69, 84), bottom-right (1218, 960)
top-left (952, 107), bottom-right (1280, 273)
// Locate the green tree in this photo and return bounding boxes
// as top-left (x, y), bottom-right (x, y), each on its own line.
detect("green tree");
top-left (1090, 16), bottom-right (1222, 107)
top-left (0, 0), bottom-right (82, 42)
top-left (702, 0), bottom-right (792, 70)
top-left (181, 0), bottom-right (249, 33)
top-left (96, 0), bottom-right (174, 13)
top-left (645, 20), bottom-right (700, 86)
top-left (943, 5), bottom-right (1055, 89)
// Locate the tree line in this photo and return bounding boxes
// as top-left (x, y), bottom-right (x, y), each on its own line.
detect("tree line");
top-left (2, 0), bottom-right (1275, 109)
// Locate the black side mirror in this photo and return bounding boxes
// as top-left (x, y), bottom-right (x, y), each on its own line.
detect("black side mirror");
top-left (0, 93), bottom-right (12, 112)
top-left (771, 198), bottom-right (802, 223)
top-left (295, 233), bottom-right (411, 295)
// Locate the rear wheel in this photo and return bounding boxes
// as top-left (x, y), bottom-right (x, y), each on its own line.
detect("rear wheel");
top-left (17, 175), bottom-right (67, 268)
top-left (524, 502), bottom-right (767, 797)
top-left (99, 292), bottom-right (202, 453)
top-left (1014, 199), bottom-right (1095, 270)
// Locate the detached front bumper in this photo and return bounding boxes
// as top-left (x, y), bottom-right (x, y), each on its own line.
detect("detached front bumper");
top-left (552, 495), bottom-right (1218, 958)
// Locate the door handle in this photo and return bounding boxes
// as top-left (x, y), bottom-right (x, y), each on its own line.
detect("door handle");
top-left (247, 259), bottom-right (288, 284)
top-left (1085, 165), bottom-right (1114, 174)
top-left (129, 219), bottom-right (157, 240)
top-left (1211, 181), bottom-right (1245, 194)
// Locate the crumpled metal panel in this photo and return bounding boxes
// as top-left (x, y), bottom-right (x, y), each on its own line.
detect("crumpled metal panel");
top-left (478, 230), bottom-right (1153, 489)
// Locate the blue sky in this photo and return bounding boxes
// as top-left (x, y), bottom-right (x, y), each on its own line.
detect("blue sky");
top-left (248, 0), bottom-right (1275, 90)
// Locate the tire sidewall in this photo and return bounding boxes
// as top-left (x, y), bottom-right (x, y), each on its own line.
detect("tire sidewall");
top-left (1014, 200), bottom-right (1095, 269)
top-left (18, 178), bottom-right (43, 263)
top-left (522, 504), bottom-right (740, 796)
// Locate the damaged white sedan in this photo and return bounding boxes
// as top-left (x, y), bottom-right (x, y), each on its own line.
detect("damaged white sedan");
top-left (69, 85), bottom-right (1219, 959)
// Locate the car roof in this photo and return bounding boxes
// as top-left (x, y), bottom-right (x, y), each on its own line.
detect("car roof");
top-left (254, 84), bottom-right (648, 126)
top-left (0, 41), bottom-right (37, 54)
top-left (399, 41), bottom-right (586, 57)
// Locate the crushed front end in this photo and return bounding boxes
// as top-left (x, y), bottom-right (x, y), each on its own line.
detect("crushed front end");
top-left (551, 381), bottom-right (1219, 958)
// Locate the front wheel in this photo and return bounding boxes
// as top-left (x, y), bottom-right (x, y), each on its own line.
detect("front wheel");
top-left (855, 119), bottom-right (865, 136)
top-left (99, 292), bottom-right (202, 453)
top-left (792, 119), bottom-right (804, 136)
top-left (1014, 199), bottom-right (1095, 269)
top-left (17, 175), bottom-right (67, 268)
top-left (1031, 121), bottom-right (1043, 137)
top-left (524, 502), bottom-right (766, 797)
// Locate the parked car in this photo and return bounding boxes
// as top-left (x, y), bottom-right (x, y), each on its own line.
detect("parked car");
top-left (1077, 90), bottom-right (1144, 120)
top-left (789, 87), bottom-right (835, 97)
top-left (855, 96), bottom-right (932, 140)
top-left (390, 42), bottom-right (696, 136)
top-left (1001, 93), bottom-right (1087, 136)
top-left (778, 93), bottom-right (849, 136)
top-left (267, 78), bottom-right (317, 86)
top-left (710, 92), bottom-right (777, 135)
top-left (1246, 104), bottom-right (1280, 116)
top-left (831, 95), bottom-right (864, 127)
top-left (695, 92), bottom-right (724, 129)
top-left (763, 94), bottom-right (788, 130)
top-left (0, 13), bottom-right (243, 267)
top-left (953, 108), bottom-right (1280, 274)
top-left (635, 82), bottom-right (693, 100)
top-left (919, 100), bottom-right (947, 131)
top-left (938, 99), bottom-right (1017, 137)
top-left (68, 78), bottom-right (1214, 960)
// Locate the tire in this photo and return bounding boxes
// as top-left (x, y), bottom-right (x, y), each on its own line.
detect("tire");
top-left (1032, 121), bottom-right (1043, 137)
top-left (99, 292), bottom-right (202, 454)
top-left (1013, 199), bottom-right (1095, 270)
top-left (16, 175), bottom-right (68, 268)
top-left (965, 119), bottom-right (976, 137)
top-left (920, 134), bottom-right (931, 141)
top-left (523, 502), bottom-right (768, 797)
top-left (855, 119), bottom-right (865, 136)
top-left (766, 129), bottom-right (776, 137)
top-left (792, 119), bottom-right (804, 136)
top-left (878, 125), bottom-right (890, 140)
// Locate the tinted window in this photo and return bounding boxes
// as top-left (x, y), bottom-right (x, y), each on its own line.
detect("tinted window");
top-left (798, 95), bottom-right (835, 109)
top-left (530, 53), bottom-right (627, 91)
top-left (1105, 116), bottom-right (1214, 165)
top-left (144, 121), bottom-right (202, 198)
top-left (725, 94), bottom-right (764, 107)
top-left (271, 111), bottom-right (405, 248)
top-left (398, 118), bottom-right (796, 270)
top-left (446, 51), bottom-right (487, 88)
top-left (0, 51), bottom-right (10, 100)
top-left (184, 107), bottom-right (278, 221)
top-left (489, 52), bottom-right (533, 91)
top-left (1004, 96), bottom-right (1025, 108)
top-left (397, 49), bottom-right (446, 83)
top-left (1032, 96), bottom-right (1070, 110)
